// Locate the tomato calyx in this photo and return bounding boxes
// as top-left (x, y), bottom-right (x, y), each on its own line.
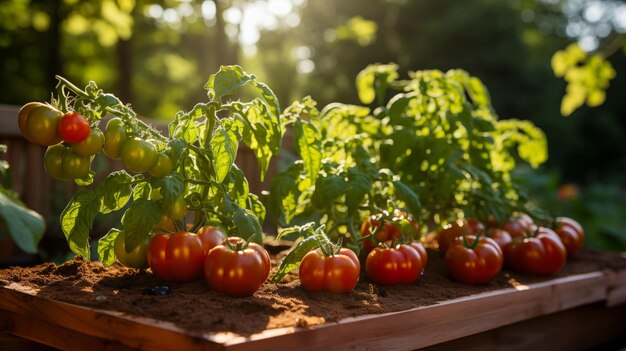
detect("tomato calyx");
top-left (460, 234), bottom-right (483, 250)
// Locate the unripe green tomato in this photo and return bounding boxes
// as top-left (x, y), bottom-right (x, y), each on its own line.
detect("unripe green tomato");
top-left (72, 128), bottom-right (104, 156)
top-left (44, 144), bottom-right (71, 181)
top-left (62, 149), bottom-right (91, 179)
top-left (167, 196), bottom-right (187, 220)
top-left (18, 102), bottom-right (46, 143)
top-left (26, 105), bottom-right (63, 146)
top-left (114, 231), bottom-right (149, 269)
top-left (148, 153), bottom-right (173, 178)
top-left (120, 138), bottom-right (158, 173)
top-left (102, 118), bottom-right (127, 159)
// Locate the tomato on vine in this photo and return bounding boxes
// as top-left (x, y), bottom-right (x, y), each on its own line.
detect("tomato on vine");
top-left (299, 248), bottom-right (360, 293)
top-left (204, 237), bottom-right (271, 297)
top-left (148, 152), bottom-right (173, 178)
top-left (120, 137), bottom-right (158, 173)
top-left (445, 235), bottom-right (503, 285)
top-left (58, 112), bottom-right (91, 144)
top-left (365, 244), bottom-right (423, 285)
top-left (102, 118), bottom-right (128, 160)
top-left (360, 209), bottom-right (419, 254)
top-left (147, 232), bottom-right (205, 282)
top-left (23, 104), bottom-right (63, 146)
top-left (505, 227), bottom-right (566, 275)
top-left (43, 144), bottom-right (91, 180)
top-left (114, 230), bottom-right (149, 269)
top-left (166, 196), bottom-right (187, 220)
top-left (71, 128), bottom-right (104, 157)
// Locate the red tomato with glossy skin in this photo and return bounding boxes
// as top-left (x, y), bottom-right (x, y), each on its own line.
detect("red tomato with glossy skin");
top-left (553, 217), bottom-right (584, 258)
top-left (445, 235), bottom-right (503, 285)
top-left (437, 220), bottom-right (472, 254)
top-left (465, 218), bottom-right (485, 234)
top-left (505, 227), bottom-right (566, 276)
top-left (197, 226), bottom-right (226, 257)
top-left (299, 248), bottom-right (360, 293)
top-left (25, 105), bottom-right (63, 146)
top-left (147, 232), bottom-right (204, 282)
top-left (58, 112), bottom-right (90, 143)
top-left (409, 241), bottom-right (428, 273)
top-left (72, 128), bottom-right (104, 156)
top-left (366, 244), bottom-right (423, 285)
top-left (204, 237), bottom-right (271, 297)
top-left (486, 228), bottom-right (512, 252)
top-left (114, 231), bottom-right (149, 269)
top-left (501, 214), bottom-right (534, 238)
top-left (120, 137), bottom-right (158, 173)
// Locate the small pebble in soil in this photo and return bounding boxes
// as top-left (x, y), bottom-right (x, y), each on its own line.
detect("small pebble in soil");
top-left (144, 285), bottom-right (171, 296)
top-left (95, 295), bottom-right (107, 302)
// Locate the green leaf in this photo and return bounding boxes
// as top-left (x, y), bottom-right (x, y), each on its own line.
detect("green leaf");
top-left (122, 199), bottom-right (161, 252)
top-left (393, 180), bottom-right (421, 216)
top-left (151, 174), bottom-right (185, 214)
top-left (61, 190), bottom-right (100, 259)
top-left (100, 171), bottom-right (134, 213)
top-left (211, 124), bottom-right (239, 183)
top-left (97, 228), bottom-right (120, 268)
top-left (271, 235), bottom-right (319, 283)
top-left (247, 193), bottom-right (266, 223)
top-left (0, 189), bottom-right (45, 254)
top-left (294, 120), bottom-right (322, 187)
top-left (345, 167), bottom-right (372, 215)
top-left (312, 174), bottom-right (346, 208)
top-left (204, 65), bottom-right (252, 99)
top-left (356, 63), bottom-right (399, 104)
top-left (232, 206), bottom-right (263, 243)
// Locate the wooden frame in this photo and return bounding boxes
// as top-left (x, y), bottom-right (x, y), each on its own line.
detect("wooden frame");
top-left (1, 269), bottom-right (624, 351)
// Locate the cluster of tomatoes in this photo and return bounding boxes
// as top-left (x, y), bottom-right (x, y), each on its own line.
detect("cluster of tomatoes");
top-left (19, 103), bottom-right (173, 181)
top-left (437, 214), bottom-right (585, 284)
top-left (115, 225), bottom-right (271, 297)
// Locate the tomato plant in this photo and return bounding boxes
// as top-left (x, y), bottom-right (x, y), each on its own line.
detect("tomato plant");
top-left (553, 217), bottom-right (584, 257)
top-left (366, 244), bottom-right (423, 285)
top-left (147, 232), bottom-right (204, 282)
top-left (445, 235), bottom-right (503, 285)
top-left (58, 111), bottom-right (90, 144)
top-left (204, 237), bottom-right (271, 296)
top-left (299, 248), bottom-right (360, 293)
top-left (19, 67), bottom-right (282, 270)
top-left (114, 230), bottom-right (148, 269)
top-left (505, 227), bottom-right (567, 275)
top-left (360, 209), bottom-right (419, 254)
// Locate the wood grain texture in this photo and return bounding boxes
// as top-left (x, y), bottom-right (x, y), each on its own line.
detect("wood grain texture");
top-left (0, 270), bottom-right (619, 351)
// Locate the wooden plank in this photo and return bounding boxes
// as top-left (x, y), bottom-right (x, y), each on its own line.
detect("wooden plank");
top-left (0, 271), bottom-right (609, 351)
top-left (0, 288), bottom-right (224, 351)
top-left (420, 302), bottom-right (626, 351)
top-left (0, 331), bottom-right (58, 351)
top-left (606, 269), bottom-right (626, 307)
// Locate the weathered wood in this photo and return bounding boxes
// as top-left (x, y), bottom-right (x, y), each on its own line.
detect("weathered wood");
top-left (0, 271), bottom-right (615, 351)
top-left (606, 268), bottom-right (626, 307)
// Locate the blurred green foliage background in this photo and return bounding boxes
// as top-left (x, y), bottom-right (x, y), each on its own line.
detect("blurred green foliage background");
top-left (1, 0), bottom-right (625, 251)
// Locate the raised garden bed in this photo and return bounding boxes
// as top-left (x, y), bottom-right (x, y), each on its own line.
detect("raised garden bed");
top-left (1, 249), bottom-right (625, 350)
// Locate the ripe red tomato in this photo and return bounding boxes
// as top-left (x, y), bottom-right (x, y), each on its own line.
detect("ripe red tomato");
top-left (197, 226), bottom-right (226, 256)
top-left (409, 241), bottom-right (428, 273)
top-left (445, 235), bottom-right (503, 285)
top-left (437, 221), bottom-right (470, 255)
top-left (360, 209), bottom-right (419, 253)
top-left (299, 248), bottom-right (360, 293)
top-left (204, 237), bottom-right (271, 297)
top-left (366, 244), bottom-right (423, 285)
top-left (71, 127), bottom-right (104, 156)
top-left (58, 112), bottom-right (90, 144)
top-left (505, 227), bottom-right (566, 276)
top-left (553, 217), bottom-right (584, 258)
top-left (114, 230), bottom-right (149, 269)
top-left (485, 228), bottom-right (512, 252)
top-left (24, 104), bottom-right (63, 145)
top-left (501, 214), bottom-right (534, 238)
top-left (147, 232), bottom-right (204, 282)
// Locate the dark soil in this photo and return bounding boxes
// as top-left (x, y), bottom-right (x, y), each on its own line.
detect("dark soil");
top-left (0, 248), bottom-right (624, 336)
